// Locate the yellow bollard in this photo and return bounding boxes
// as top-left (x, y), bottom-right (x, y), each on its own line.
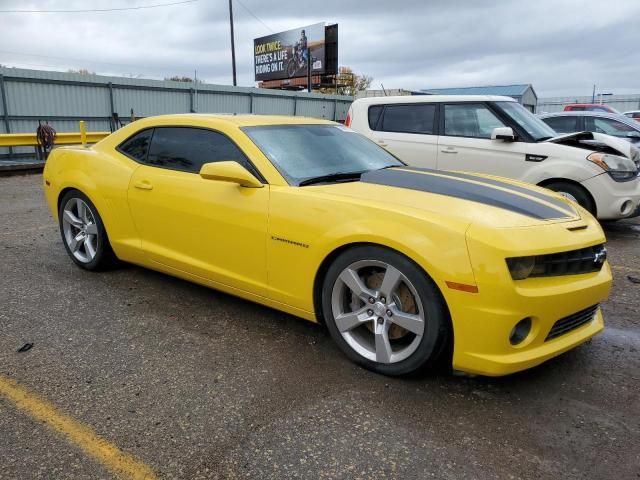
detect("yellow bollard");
top-left (79, 120), bottom-right (87, 146)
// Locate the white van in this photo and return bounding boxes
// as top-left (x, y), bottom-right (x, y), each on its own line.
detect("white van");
top-left (347, 95), bottom-right (640, 220)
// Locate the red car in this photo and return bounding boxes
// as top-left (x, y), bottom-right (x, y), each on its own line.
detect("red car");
top-left (564, 103), bottom-right (618, 113)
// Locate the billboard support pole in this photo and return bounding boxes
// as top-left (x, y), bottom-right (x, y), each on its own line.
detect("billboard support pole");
top-left (228, 0), bottom-right (237, 86)
top-left (307, 55), bottom-right (312, 93)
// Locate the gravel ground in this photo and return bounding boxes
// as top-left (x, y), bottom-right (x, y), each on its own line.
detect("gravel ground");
top-left (0, 174), bottom-right (638, 480)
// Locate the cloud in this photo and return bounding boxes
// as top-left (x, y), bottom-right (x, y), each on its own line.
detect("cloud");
top-left (0, 0), bottom-right (638, 96)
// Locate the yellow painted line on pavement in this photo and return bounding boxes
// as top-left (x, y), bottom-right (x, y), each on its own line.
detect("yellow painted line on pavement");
top-left (0, 374), bottom-right (157, 480)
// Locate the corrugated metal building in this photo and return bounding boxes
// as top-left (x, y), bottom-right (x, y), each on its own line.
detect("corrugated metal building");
top-left (421, 84), bottom-right (538, 112)
top-left (0, 67), bottom-right (353, 160)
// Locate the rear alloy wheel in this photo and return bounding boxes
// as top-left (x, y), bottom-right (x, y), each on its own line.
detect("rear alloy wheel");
top-left (322, 246), bottom-right (450, 376)
top-left (544, 181), bottom-right (595, 215)
top-left (59, 190), bottom-right (116, 271)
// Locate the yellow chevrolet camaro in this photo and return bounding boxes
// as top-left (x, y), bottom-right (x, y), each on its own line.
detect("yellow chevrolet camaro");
top-left (43, 114), bottom-right (612, 376)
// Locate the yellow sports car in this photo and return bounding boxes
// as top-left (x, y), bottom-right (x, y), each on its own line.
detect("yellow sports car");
top-left (43, 114), bottom-right (612, 376)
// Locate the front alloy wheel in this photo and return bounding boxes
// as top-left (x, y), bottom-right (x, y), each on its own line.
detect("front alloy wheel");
top-left (323, 246), bottom-right (450, 376)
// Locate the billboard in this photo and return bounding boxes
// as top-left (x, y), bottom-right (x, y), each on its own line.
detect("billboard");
top-left (254, 23), bottom-right (336, 82)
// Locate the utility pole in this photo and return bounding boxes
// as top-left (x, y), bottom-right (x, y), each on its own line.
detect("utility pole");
top-left (592, 84), bottom-right (596, 103)
top-left (228, 0), bottom-right (237, 86)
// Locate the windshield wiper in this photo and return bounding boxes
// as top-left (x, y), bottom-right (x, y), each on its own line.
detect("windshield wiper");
top-left (298, 171), bottom-right (365, 186)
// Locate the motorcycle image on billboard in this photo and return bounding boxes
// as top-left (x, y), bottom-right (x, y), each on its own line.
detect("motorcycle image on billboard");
top-left (254, 23), bottom-right (326, 81)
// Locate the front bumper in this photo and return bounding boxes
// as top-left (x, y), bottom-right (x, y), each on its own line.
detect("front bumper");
top-left (581, 173), bottom-right (640, 220)
top-left (448, 217), bottom-right (612, 376)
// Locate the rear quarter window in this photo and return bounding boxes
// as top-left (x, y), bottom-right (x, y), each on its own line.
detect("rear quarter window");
top-left (117, 129), bottom-right (153, 162)
top-left (369, 104), bottom-right (437, 134)
top-left (368, 105), bottom-right (383, 130)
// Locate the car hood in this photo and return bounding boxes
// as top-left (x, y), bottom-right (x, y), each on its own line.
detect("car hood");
top-left (545, 131), bottom-right (635, 158)
top-left (310, 167), bottom-right (582, 228)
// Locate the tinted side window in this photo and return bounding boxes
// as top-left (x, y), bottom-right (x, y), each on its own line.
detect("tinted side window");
top-left (543, 116), bottom-right (579, 134)
top-left (443, 104), bottom-right (505, 138)
top-left (586, 117), bottom-right (635, 137)
top-left (379, 104), bottom-right (436, 134)
top-left (118, 129), bottom-right (153, 162)
top-left (147, 127), bottom-right (249, 173)
top-left (368, 105), bottom-right (383, 130)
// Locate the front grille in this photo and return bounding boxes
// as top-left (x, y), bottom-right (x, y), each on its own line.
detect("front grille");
top-left (545, 304), bottom-right (599, 341)
top-left (530, 244), bottom-right (606, 277)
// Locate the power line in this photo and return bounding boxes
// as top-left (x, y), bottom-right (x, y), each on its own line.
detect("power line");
top-left (234, 0), bottom-right (275, 33)
top-left (0, 0), bottom-right (197, 14)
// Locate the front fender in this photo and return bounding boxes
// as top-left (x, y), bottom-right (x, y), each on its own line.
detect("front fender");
top-left (266, 186), bottom-right (476, 315)
top-left (520, 157), bottom-right (601, 185)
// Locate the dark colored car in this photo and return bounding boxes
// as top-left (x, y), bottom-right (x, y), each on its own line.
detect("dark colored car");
top-left (539, 111), bottom-right (640, 147)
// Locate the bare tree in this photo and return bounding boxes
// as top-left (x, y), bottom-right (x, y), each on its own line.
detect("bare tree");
top-left (67, 68), bottom-right (95, 75)
top-left (316, 66), bottom-right (373, 96)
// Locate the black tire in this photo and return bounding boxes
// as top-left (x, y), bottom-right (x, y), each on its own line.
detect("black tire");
top-left (322, 245), bottom-right (450, 376)
top-left (58, 190), bottom-right (117, 271)
top-left (544, 181), bottom-right (596, 215)
top-left (286, 59), bottom-right (297, 78)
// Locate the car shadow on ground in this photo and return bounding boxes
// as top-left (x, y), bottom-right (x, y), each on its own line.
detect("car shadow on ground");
top-left (98, 260), bottom-right (611, 396)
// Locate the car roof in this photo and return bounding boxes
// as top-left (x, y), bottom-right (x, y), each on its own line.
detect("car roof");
top-left (564, 103), bottom-right (605, 107)
top-left (132, 113), bottom-right (336, 128)
top-left (539, 111), bottom-right (640, 128)
top-left (352, 95), bottom-right (516, 105)
top-left (623, 110), bottom-right (640, 114)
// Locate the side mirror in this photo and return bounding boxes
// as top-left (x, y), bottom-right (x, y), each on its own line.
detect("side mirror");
top-left (491, 127), bottom-right (516, 142)
top-left (199, 161), bottom-right (263, 188)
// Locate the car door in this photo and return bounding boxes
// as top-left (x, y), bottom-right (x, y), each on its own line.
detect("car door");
top-left (367, 103), bottom-right (438, 169)
top-left (436, 102), bottom-right (529, 179)
top-left (585, 116), bottom-right (640, 144)
top-left (126, 126), bottom-right (269, 296)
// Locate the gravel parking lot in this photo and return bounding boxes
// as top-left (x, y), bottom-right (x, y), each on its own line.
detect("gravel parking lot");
top-left (1, 174), bottom-right (639, 480)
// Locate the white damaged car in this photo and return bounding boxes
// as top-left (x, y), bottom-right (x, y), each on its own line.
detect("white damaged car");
top-left (347, 95), bottom-right (640, 220)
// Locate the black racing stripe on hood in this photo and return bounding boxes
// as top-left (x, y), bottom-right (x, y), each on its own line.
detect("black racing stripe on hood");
top-left (361, 169), bottom-right (570, 220)
top-left (401, 167), bottom-right (576, 215)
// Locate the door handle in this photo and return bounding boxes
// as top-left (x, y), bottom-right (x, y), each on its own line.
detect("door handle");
top-left (134, 180), bottom-right (153, 190)
top-left (440, 147), bottom-right (458, 154)
top-left (377, 140), bottom-right (388, 148)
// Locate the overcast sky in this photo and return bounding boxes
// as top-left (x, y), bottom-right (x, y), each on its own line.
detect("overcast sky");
top-left (1, 0), bottom-right (639, 97)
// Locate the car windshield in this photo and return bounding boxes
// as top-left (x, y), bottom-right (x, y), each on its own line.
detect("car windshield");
top-left (495, 101), bottom-right (557, 141)
top-left (243, 124), bottom-right (403, 185)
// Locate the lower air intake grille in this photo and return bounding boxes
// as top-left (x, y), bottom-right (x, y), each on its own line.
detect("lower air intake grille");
top-left (545, 304), bottom-right (599, 341)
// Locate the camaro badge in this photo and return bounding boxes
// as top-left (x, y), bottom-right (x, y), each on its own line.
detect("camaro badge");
top-left (271, 235), bottom-right (309, 249)
top-left (593, 247), bottom-right (607, 266)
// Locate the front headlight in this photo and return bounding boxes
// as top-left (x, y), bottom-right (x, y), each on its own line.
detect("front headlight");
top-left (631, 145), bottom-right (640, 169)
top-left (587, 152), bottom-right (638, 181)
